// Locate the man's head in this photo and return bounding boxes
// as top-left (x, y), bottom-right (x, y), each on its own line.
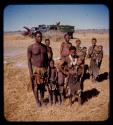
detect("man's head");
top-left (75, 39), bottom-right (81, 47)
top-left (50, 60), bottom-right (54, 68)
top-left (34, 31), bottom-right (42, 43)
top-left (92, 38), bottom-right (97, 46)
top-left (69, 46), bottom-right (76, 57)
top-left (64, 33), bottom-right (70, 42)
top-left (45, 39), bottom-right (50, 47)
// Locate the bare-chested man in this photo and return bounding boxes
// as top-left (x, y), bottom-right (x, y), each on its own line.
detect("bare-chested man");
top-left (27, 31), bottom-right (48, 107)
top-left (45, 38), bottom-right (53, 64)
top-left (60, 33), bottom-right (72, 61)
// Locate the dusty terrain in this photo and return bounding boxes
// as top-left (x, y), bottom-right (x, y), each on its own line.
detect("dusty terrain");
top-left (4, 31), bottom-right (109, 121)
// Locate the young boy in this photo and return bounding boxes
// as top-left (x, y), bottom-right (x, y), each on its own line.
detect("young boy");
top-left (47, 60), bottom-right (57, 105)
top-left (81, 47), bottom-right (87, 58)
top-left (75, 39), bottom-right (82, 52)
top-left (45, 39), bottom-right (53, 64)
top-left (57, 62), bottom-right (69, 105)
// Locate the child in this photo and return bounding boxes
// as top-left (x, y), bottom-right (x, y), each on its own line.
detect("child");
top-left (90, 45), bottom-right (103, 83)
top-left (67, 60), bottom-right (84, 105)
top-left (57, 62), bottom-right (68, 105)
top-left (45, 39), bottom-right (53, 64)
top-left (47, 60), bottom-right (57, 105)
top-left (75, 39), bottom-right (82, 52)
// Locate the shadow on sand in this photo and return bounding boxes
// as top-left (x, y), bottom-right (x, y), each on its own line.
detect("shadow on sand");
top-left (96, 72), bottom-right (109, 82)
top-left (81, 88), bottom-right (100, 104)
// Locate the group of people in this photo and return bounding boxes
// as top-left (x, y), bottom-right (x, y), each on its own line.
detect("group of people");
top-left (27, 31), bottom-right (103, 107)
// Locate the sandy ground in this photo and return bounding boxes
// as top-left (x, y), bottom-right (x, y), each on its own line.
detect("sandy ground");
top-left (4, 32), bottom-right (109, 121)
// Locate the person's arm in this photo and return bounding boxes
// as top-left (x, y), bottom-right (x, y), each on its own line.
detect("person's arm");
top-left (87, 46), bottom-right (92, 58)
top-left (27, 45), bottom-right (33, 78)
top-left (55, 68), bottom-right (58, 82)
top-left (44, 46), bottom-right (49, 67)
top-left (50, 47), bottom-right (53, 59)
top-left (47, 67), bottom-right (50, 83)
top-left (81, 64), bottom-right (84, 78)
top-left (60, 42), bottom-right (63, 57)
top-left (101, 50), bottom-right (103, 60)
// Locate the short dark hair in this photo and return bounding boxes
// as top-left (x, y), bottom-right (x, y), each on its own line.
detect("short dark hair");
top-left (69, 46), bottom-right (76, 51)
top-left (92, 38), bottom-right (97, 41)
top-left (76, 39), bottom-right (81, 43)
top-left (64, 33), bottom-right (69, 38)
top-left (61, 61), bottom-right (68, 67)
top-left (82, 47), bottom-right (87, 49)
top-left (34, 31), bottom-right (42, 37)
top-left (50, 59), bottom-right (54, 63)
top-left (45, 38), bottom-right (50, 42)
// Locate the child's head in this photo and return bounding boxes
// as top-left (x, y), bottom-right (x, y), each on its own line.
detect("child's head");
top-left (77, 58), bottom-right (83, 66)
top-left (50, 60), bottom-right (54, 68)
top-left (92, 38), bottom-right (97, 46)
top-left (82, 47), bottom-right (87, 52)
top-left (98, 45), bottom-right (103, 52)
top-left (69, 46), bottom-right (76, 57)
top-left (64, 33), bottom-right (70, 42)
top-left (75, 39), bottom-right (81, 46)
top-left (45, 39), bottom-right (50, 47)
top-left (61, 61), bottom-right (68, 70)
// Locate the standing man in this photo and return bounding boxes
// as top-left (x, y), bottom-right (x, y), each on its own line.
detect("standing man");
top-left (60, 33), bottom-right (72, 61)
top-left (27, 31), bottom-right (48, 107)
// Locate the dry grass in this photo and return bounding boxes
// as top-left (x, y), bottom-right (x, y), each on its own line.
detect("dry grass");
top-left (4, 32), bottom-right (109, 121)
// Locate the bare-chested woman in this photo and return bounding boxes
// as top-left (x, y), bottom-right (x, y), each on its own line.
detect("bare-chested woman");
top-left (27, 31), bottom-right (48, 107)
top-left (60, 33), bottom-right (72, 61)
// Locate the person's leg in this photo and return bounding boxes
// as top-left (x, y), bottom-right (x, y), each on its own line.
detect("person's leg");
top-left (48, 91), bottom-right (52, 105)
top-left (69, 94), bottom-right (72, 106)
top-left (78, 90), bottom-right (82, 104)
top-left (57, 88), bottom-right (61, 105)
top-left (53, 91), bottom-right (56, 105)
top-left (61, 93), bottom-right (64, 105)
top-left (57, 95), bottom-right (61, 105)
top-left (33, 84), bottom-right (41, 107)
top-left (93, 63), bottom-right (99, 83)
top-left (60, 86), bottom-right (64, 104)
